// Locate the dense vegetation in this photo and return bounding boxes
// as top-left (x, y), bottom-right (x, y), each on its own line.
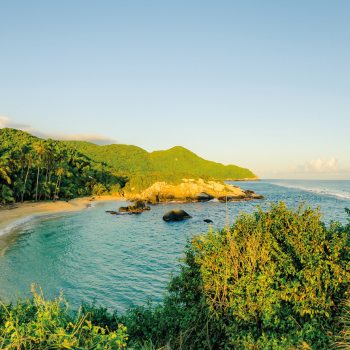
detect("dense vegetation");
top-left (0, 128), bottom-right (256, 204)
top-left (64, 141), bottom-right (256, 180)
top-left (113, 203), bottom-right (350, 349)
top-left (0, 284), bottom-right (128, 349)
top-left (0, 128), bottom-right (126, 204)
top-left (1, 204), bottom-right (350, 349)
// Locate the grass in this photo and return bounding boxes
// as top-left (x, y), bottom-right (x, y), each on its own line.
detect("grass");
top-left (0, 284), bottom-right (128, 349)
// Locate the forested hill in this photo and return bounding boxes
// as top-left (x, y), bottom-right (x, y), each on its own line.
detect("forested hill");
top-left (0, 128), bottom-right (257, 204)
top-left (64, 141), bottom-right (257, 180)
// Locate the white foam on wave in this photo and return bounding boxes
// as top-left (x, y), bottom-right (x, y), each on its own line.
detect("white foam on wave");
top-left (0, 203), bottom-right (96, 237)
top-left (0, 215), bottom-right (38, 237)
top-left (268, 182), bottom-right (350, 200)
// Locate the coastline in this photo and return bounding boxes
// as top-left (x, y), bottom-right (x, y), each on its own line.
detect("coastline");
top-left (0, 196), bottom-right (124, 233)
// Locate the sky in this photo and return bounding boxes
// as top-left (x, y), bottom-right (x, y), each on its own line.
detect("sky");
top-left (0, 1), bottom-right (349, 179)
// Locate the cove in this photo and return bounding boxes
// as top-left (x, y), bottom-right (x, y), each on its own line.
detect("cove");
top-left (0, 180), bottom-right (349, 314)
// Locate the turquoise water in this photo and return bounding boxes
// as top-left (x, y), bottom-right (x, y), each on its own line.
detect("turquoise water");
top-left (0, 180), bottom-right (349, 313)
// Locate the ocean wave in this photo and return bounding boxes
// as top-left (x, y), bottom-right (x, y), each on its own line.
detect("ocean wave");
top-left (0, 215), bottom-right (38, 236)
top-left (268, 182), bottom-right (350, 200)
top-left (0, 206), bottom-right (93, 237)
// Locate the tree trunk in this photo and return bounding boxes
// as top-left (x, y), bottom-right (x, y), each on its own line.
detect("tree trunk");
top-left (45, 167), bottom-right (49, 200)
top-left (58, 175), bottom-right (62, 189)
top-left (22, 163), bottom-right (31, 203)
top-left (35, 165), bottom-right (40, 201)
top-left (54, 176), bottom-right (60, 199)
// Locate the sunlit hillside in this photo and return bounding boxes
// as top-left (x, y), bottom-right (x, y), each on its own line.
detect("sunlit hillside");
top-left (64, 141), bottom-right (257, 180)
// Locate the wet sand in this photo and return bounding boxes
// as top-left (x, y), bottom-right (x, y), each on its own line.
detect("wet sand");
top-left (0, 196), bottom-right (124, 232)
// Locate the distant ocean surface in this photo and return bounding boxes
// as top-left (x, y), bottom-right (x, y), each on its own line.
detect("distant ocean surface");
top-left (0, 180), bottom-right (349, 313)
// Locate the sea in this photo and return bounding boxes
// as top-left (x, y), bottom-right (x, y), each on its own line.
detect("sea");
top-left (0, 179), bottom-right (349, 314)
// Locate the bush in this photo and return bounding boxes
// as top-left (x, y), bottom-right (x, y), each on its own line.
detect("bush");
top-left (122, 203), bottom-right (350, 349)
top-left (0, 284), bottom-right (128, 349)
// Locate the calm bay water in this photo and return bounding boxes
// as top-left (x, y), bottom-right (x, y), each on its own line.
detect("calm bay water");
top-left (0, 180), bottom-right (349, 313)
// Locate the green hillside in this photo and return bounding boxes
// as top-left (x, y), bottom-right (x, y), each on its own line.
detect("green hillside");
top-left (63, 141), bottom-right (154, 175)
top-left (150, 146), bottom-right (255, 179)
top-left (64, 142), bottom-right (256, 180)
top-left (0, 128), bottom-right (257, 204)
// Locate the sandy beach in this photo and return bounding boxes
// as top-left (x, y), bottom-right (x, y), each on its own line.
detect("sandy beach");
top-left (0, 196), bottom-right (124, 232)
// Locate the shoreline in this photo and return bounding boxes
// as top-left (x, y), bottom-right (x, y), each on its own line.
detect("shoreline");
top-left (0, 196), bottom-right (124, 234)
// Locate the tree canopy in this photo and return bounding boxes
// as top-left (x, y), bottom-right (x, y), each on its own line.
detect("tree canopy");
top-left (0, 128), bottom-right (126, 204)
top-left (63, 141), bottom-right (256, 179)
top-left (0, 128), bottom-right (256, 204)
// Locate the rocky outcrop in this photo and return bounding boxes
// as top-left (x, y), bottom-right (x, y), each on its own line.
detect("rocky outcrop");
top-left (126, 178), bottom-right (265, 203)
top-left (118, 201), bottom-right (151, 214)
top-left (163, 209), bottom-right (192, 221)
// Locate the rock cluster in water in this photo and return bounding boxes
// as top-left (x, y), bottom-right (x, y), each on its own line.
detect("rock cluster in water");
top-left (119, 200), bottom-right (151, 214)
top-left (107, 200), bottom-right (151, 215)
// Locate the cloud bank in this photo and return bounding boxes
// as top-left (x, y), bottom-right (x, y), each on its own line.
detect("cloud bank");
top-left (0, 116), bottom-right (119, 146)
top-left (289, 156), bottom-right (349, 174)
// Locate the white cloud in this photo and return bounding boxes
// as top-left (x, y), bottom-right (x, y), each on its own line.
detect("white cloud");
top-left (0, 116), bottom-right (119, 146)
top-left (289, 156), bottom-right (349, 174)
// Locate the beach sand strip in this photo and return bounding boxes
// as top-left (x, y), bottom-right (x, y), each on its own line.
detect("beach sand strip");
top-left (0, 196), bottom-right (124, 231)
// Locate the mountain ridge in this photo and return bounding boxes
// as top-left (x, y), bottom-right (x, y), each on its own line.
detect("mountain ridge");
top-left (63, 140), bottom-right (258, 180)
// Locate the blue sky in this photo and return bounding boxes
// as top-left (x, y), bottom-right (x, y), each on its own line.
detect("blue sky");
top-left (0, 1), bottom-right (349, 179)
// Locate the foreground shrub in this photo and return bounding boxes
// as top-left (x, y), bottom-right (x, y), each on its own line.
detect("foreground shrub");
top-left (0, 284), bottom-right (128, 349)
top-left (123, 203), bottom-right (350, 349)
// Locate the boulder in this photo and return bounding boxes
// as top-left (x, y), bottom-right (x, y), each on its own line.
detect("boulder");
top-left (119, 207), bottom-right (128, 212)
top-left (147, 193), bottom-right (159, 204)
top-left (143, 206), bottom-right (151, 211)
top-left (196, 192), bottom-right (213, 202)
top-left (110, 211), bottom-right (117, 215)
top-left (245, 190), bottom-right (255, 194)
top-left (252, 194), bottom-right (266, 200)
top-left (134, 200), bottom-right (145, 209)
top-left (204, 219), bottom-right (213, 223)
top-left (159, 193), bottom-right (174, 201)
top-left (218, 196), bottom-right (241, 202)
top-left (163, 209), bottom-right (192, 222)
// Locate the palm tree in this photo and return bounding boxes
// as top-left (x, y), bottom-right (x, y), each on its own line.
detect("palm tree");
top-left (9, 149), bottom-right (20, 173)
top-left (0, 164), bottom-right (11, 185)
top-left (93, 183), bottom-right (107, 196)
top-left (43, 142), bottom-right (55, 199)
top-left (34, 142), bottom-right (46, 201)
top-left (21, 153), bottom-right (33, 203)
top-left (19, 144), bottom-right (31, 180)
top-left (54, 166), bottom-right (64, 199)
top-left (12, 179), bottom-right (24, 202)
top-left (0, 184), bottom-right (14, 204)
